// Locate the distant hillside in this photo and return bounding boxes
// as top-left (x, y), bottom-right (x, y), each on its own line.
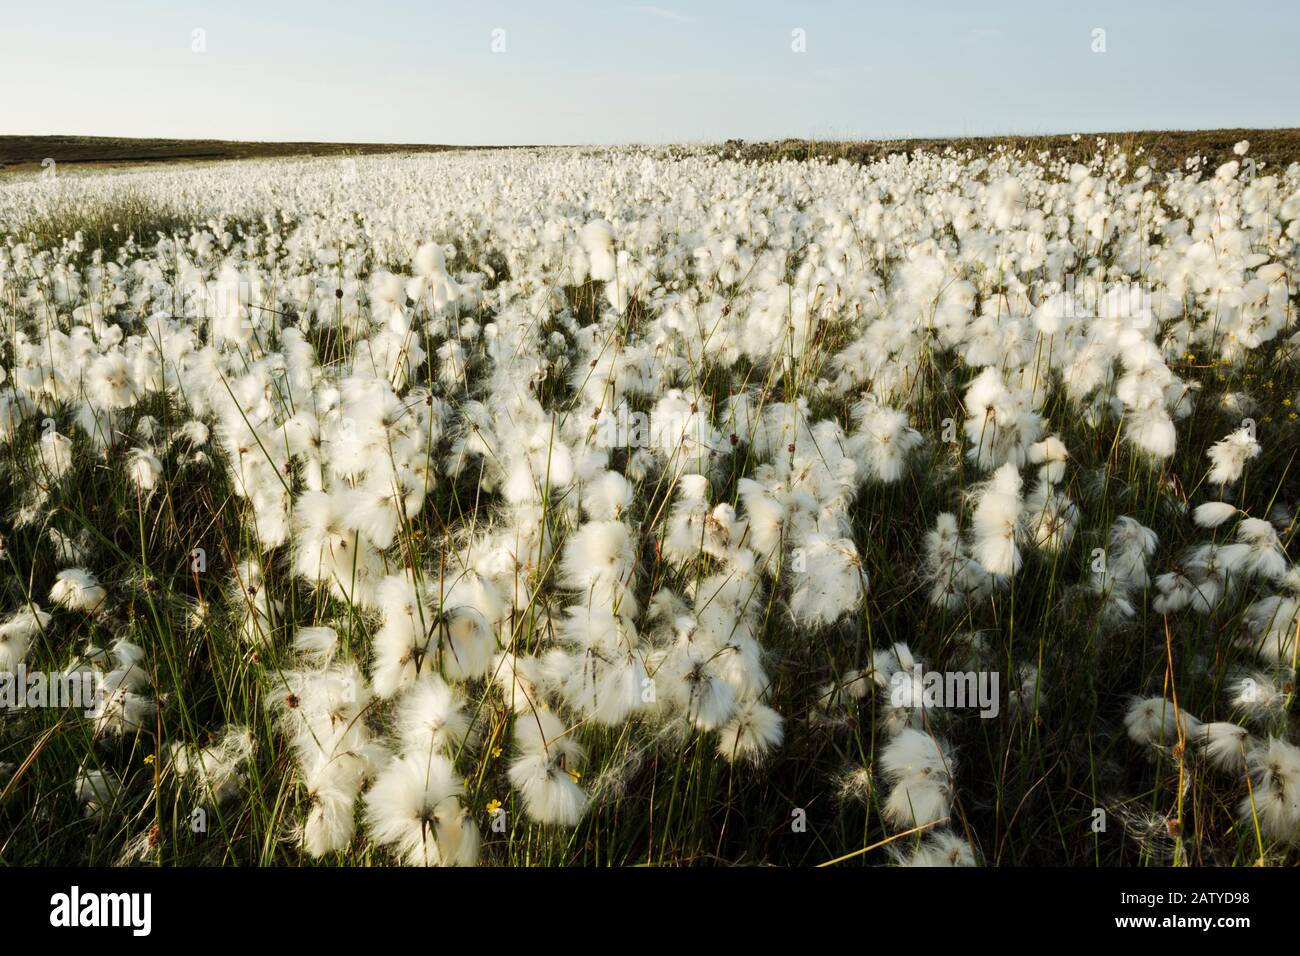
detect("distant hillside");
top-left (0, 135), bottom-right (488, 171)
top-left (719, 127), bottom-right (1300, 172)
top-left (5, 129), bottom-right (1300, 176)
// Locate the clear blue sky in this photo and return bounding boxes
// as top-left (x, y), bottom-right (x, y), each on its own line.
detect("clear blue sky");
top-left (3, 0), bottom-right (1297, 144)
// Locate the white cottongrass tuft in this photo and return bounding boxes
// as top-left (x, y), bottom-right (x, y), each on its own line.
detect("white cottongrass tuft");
top-left (879, 728), bottom-right (956, 828)
top-left (1239, 737), bottom-right (1300, 844)
top-left (971, 463), bottom-right (1024, 577)
top-left (49, 568), bottom-right (107, 613)
top-left (1193, 501), bottom-right (1239, 529)
top-left (508, 710), bottom-right (589, 826)
top-left (364, 752), bottom-right (480, 866)
top-left (1206, 426), bottom-right (1261, 486)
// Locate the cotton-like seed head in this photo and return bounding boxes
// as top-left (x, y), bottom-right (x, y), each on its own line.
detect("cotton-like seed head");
top-left (50, 567), bottom-right (107, 613)
top-left (1124, 696), bottom-right (1201, 747)
top-left (1193, 501), bottom-right (1239, 529)
top-left (716, 699), bottom-right (784, 763)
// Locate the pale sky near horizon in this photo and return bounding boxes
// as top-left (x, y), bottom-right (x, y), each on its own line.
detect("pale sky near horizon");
top-left (2, 0), bottom-right (1297, 145)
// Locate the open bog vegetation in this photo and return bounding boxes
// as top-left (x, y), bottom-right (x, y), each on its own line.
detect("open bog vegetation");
top-left (0, 136), bottom-right (1298, 867)
top-left (0, 135), bottom-right (472, 174)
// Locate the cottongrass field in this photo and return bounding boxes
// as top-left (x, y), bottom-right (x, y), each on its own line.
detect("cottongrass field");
top-left (0, 137), bottom-right (1298, 867)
